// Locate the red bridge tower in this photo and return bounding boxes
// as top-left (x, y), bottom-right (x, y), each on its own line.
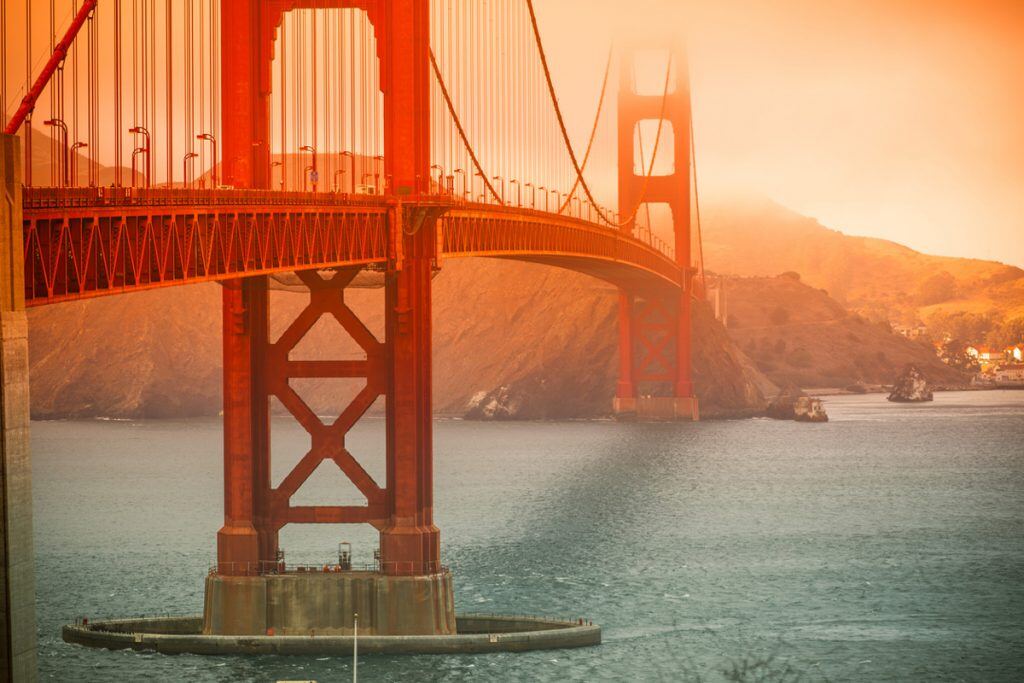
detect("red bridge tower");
top-left (614, 45), bottom-right (700, 421)
top-left (207, 0), bottom-right (453, 636)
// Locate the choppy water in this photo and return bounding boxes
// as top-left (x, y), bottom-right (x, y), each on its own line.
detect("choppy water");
top-left (32, 391), bottom-right (1024, 681)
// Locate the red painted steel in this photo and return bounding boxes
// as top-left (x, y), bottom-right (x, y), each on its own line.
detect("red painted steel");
top-left (20, 195), bottom-right (684, 307)
top-left (4, 0), bottom-right (98, 135)
top-left (616, 45), bottom-right (696, 405)
top-left (15, 1), bottom-right (703, 588)
top-left (21, 189), bottom-right (389, 306)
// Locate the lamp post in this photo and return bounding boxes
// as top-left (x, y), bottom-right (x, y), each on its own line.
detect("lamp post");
top-left (524, 182), bottom-right (535, 209)
top-left (509, 179), bottom-right (521, 207)
top-left (43, 118), bottom-right (69, 187)
top-left (362, 173), bottom-right (375, 194)
top-left (539, 186), bottom-right (548, 212)
top-left (373, 155), bottom-right (384, 193)
top-left (549, 189), bottom-right (559, 213)
top-left (70, 142), bottom-right (88, 187)
top-left (492, 176), bottom-right (506, 204)
top-left (453, 169), bottom-right (466, 200)
top-left (333, 169), bottom-right (345, 193)
top-left (430, 164), bottom-right (445, 194)
top-left (183, 152), bottom-right (198, 189)
top-left (340, 151), bottom-right (355, 194)
top-left (473, 172), bottom-right (484, 202)
top-left (130, 126), bottom-right (152, 188)
top-left (300, 145), bottom-right (318, 192)
top-left (196, 133), bottom-right (217, 188)
top-left (271, 161), bottom-right (283, 190)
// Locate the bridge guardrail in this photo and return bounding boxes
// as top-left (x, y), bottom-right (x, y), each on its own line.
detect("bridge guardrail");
top-left (208, 560), bottom-right (449, 576)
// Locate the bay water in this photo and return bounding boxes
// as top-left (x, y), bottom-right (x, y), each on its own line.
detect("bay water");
top-left (31, 391), bottom-right (1024, 681)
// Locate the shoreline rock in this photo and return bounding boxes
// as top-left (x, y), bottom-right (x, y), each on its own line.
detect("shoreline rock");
top-left (887, 365), bottom-right (934, 402)
top-left (766, 383), bottom-right (828, 422)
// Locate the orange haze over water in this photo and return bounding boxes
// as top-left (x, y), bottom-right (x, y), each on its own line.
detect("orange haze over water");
top-left (5, 0), bottom-right (1023, 266)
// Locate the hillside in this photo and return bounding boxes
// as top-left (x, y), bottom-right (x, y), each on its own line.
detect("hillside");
top-left (27, 259), bottom-right (770, 420)
top-left (702, 195), bottom-right (1024, 330)
top-left (722, 274), bottom-right (968, 389)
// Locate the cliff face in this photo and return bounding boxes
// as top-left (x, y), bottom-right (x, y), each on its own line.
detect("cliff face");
top-left (721, 274), bottom-right (968, 389)
top-left (27, 258), bottom-right (769, 420)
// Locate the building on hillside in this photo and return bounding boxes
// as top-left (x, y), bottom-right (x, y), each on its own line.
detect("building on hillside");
top-left (894, 324), bottom-right (927, 339)
top-left (1004, 344), bottom-right (1024, 362)
top-left (966, 345), bottom-right (1002, 370)
top-left (995, 364), bottom-right (1024, 388)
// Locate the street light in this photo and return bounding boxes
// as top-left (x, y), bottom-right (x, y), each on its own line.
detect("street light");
top-left (539, 186), bottom-right (548, 212)
top-left (474, 172), bottom-right (486, 203)
top-left (492, 176), bottom-right (505, 204)
top-left (362, 172), bottom-right (375, 194)
top-left (549, 189), bottom-right (559, 212)
top-left (300, 145), bottom-right (318, 192)
top-left (183, 152), bottom-right (198, 189)
top-left (129, 126), bottom-right (151, 189)
top-left (509, 179), bottom-right (521, 207)
top-left (373, 155), bottom-right (384, 193)
top-left (453, 169), bottom-right (466, 200)
top-left (70, 142), bottom-right (88, 187)
top-left (340, 151), bottom-right (355, 194)
top-left (430, 164), bottom-right (445, 195)
top-left (333, 169), bottom-right (345, 193)
top-left (270, 161), bottom-right (283, 190)
top-left (43, 118), bottom-right (69, 187)
top-left (196, 133), bottom-right (218, 188)
top-left (524, 182), bottom-right (535, 208)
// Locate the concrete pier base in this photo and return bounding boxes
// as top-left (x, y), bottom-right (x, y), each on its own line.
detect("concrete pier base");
top-left (0, 134), bottom-right (37, 681)
top-left (203, 570), bottom-right (456, 636)
top-left (613, 396), bottom-right (700, 421)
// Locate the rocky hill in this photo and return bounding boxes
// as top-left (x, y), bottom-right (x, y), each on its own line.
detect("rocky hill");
top-left (27, 259), bottom-right (770, 420)
top-left (721, 273), bottom-right (968, 389)
top-left (702, 195), bottom-right (1024, 329)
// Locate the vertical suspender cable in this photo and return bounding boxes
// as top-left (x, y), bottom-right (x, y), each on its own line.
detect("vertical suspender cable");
top-left (167, 0), bottom-right (173, 185)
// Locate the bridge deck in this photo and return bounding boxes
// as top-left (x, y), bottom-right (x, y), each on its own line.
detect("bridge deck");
top-left (21, 188), bottom-right (683, 306)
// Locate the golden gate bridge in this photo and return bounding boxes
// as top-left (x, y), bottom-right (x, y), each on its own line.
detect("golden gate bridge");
top-left (0, 0), bottom-right (706, 671)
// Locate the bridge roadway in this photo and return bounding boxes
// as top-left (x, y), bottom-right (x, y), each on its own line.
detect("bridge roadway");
top-left (21, 187), bottom-right (683, 307)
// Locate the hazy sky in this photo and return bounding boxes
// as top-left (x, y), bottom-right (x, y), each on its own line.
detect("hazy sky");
top-left (536, 0), bottom-right (1024, 267)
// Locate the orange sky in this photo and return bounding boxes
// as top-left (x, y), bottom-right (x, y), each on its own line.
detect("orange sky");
top-left (536, 0), bottom-right (1024, 267)
top-left (5, 1), bottom-right (1023, 266)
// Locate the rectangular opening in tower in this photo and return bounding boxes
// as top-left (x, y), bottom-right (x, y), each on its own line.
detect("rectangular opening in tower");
top-left (633, 120), bottom-right (675, 176)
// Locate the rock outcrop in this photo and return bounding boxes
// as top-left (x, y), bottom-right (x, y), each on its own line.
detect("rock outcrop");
top-left (887, 364), bottom-right (934, 402)
top-left (765, 382), bottom-right (828, 422)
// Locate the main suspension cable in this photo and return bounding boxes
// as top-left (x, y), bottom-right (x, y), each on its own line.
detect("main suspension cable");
top-left (428, 48), bottom-right (503, 205)
top-left (524, 0), bottom-right (671, 229)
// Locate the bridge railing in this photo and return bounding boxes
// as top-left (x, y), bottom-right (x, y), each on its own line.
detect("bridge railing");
top-left (208, 560), bottom-right (449, 576)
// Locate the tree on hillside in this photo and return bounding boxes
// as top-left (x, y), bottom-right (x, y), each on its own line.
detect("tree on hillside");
top-left (940, 340), bottom-right (980, 373)
top-left (986, 317), bottom-right (1024, 348)
top-left (915, 271), bottom-right (958, 306)
top-left (925, 310), bottom-right (996, 344)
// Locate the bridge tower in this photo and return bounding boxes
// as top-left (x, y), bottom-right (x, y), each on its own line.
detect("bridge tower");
top-left (206, 0), bottom-right (453, 636)
top-left (613, 46), bottom-right (699, 421)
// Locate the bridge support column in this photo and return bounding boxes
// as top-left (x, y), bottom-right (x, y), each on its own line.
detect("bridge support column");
top-left (614, 45), bottom-right (698, 421)
top-left (381, 216), bottom-right (440, 576)
top-left (0, 134), bottom-right (37, 681)
top-left (217, 278), bottom-right (269, 576)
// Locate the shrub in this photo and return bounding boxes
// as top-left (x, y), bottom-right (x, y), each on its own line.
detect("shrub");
top-left (786, 348), bottom-right (813, 368)
top-left (769, 306), bottom-right (790, 325)
top-left (915, 271), bottom-right (958, 306)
